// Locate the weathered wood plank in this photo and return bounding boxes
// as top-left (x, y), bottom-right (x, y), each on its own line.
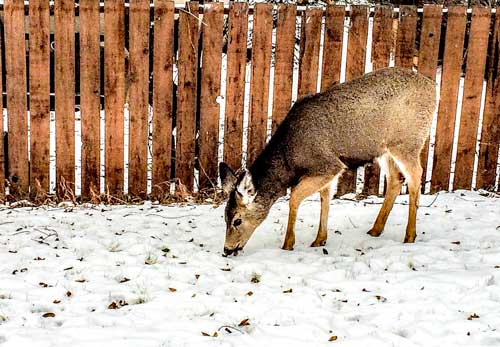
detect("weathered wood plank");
top-left (104, 0), bottom-right (125, 196)
top-left (175, 1), bottom-right (199, 191)
top-left (54, 0), bottom-right (76, 195)
top-left (431, 6), bottom-right (467, 192)
top-left (247, 3), bottom-right (273, 166)
top-left (297, 7), bottom-right (322, 99)
top-left (128, 0), bottom-right (150, 197)
top-left (79, 0), bottom-right (101, 199)
top-left (418, 4), bottom-right (442, 192)
top-left (272, 4), bottom-right (296, 133)
top-left (4, 0), bottom-right (29, 197)
top-left (152, 0), bottom-right (174, 198)
top-left (321, 5), bottom-right (344, 91)
top-left (29, 0), bottom-right (51, 195)
top-left (476, 7), bottom-right (500, 191)
top-left (395, 5), bottom-right (417, 69)
top-left (223, 2), bottom-right (248, 170)
top-left (198, 2), bottom-right (224, 190)
top-left (454, 7), bottom-right (490, 190)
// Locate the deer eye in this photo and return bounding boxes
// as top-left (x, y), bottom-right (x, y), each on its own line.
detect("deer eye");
top-left (233, 218), bottom-right (242, 227)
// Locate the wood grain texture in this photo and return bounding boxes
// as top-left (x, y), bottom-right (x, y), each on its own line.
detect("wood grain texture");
top-left (431, 6), bottom-right (467, 192)
top-left (54, 0), bottom-right (76, 195)
top-left (476, 7), bottom-right (500, 191)
top-left (272, 4), bottom-right (296, 133)
top-left (29, 0), bottom-right (51, 195)
top-left (79, 0), bottom-right (101, 199)
top-left (297, 7), bottom-right (322, 99)
top-left (104, 0), bottom-right (125, 196)
top-left (417, 4), bottom-right (442, 192)
top-left (223, 2), bottom-right (248, 170)
top-left (337, 5), bottom-right (368, 197)
top-left (454, 7), bottom-right (490, 190)
top-left (0, 28), bottom-right (4, 198)
top-left (247, 3), bottom-right (273, 166)
top-left (395, 5), bottom-right (417, 69)
top-left (198, 2), bottom-right (224, 190)
top-left (128, 0), bottom-right (150, 197)
top-left (4, 0), bottom-right (29, 197)
top-left (363, 5), bottom-right (393, 197)
top-left (152, 0), bottom-right (174, 198)
top-left (175, 1), bottom-right (199, 191)
top-left (321, 5), bottom-right (344, 91)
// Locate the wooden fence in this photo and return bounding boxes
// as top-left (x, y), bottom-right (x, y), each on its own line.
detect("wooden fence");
top-left (0, 1), bottom-right (499, 202)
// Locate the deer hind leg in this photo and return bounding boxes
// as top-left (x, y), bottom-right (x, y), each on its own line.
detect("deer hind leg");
top-left (389, 151), bottom-right (423, 243)
top-left (311, 184), bottom-right (331, 247)
top-left (368, 155), bottom-right (404, 237)
top-left (283, 175), bottom-right (336, 251)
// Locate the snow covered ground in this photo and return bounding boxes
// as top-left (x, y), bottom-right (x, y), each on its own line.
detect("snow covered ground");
top-left (0, 191), bottom-right (499, 346)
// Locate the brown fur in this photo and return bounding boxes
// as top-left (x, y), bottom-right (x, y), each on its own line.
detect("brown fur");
top-left (220, 67), bottom-right (436, 255)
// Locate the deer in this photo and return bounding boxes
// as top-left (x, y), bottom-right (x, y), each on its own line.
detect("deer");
top-left (219, 67), bottom-right (436, 256)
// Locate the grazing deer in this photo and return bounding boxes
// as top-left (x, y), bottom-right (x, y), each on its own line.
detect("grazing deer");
top-left (219, 67), bottom-right (436, 256)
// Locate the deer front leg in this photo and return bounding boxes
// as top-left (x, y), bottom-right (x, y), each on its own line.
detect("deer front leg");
top-left (311, 185), bottom-right (330, 247)
top-left (283, 175), bottom-right (336, 251)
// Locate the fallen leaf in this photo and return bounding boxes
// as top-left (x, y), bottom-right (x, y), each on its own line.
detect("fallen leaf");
top-left (53, 300), bottom-right (61, 304)
top-left (283, 288), bottom-right (292, 293)
top-left (213, 332), bottom-right (218, 337)
top-left (195, 274), bottom-right (200, 279)
top-left (375, 295), bottom-right (387, 302)
top-left (39, 282), bottom-right (48, 288)
top-left (42, 312), bottom-right (55, 318)
top-left (467, 313), bottom-right (480, 320)
top-left (63, 267), bottom-right (73, 271)
top-left (119, 277), bottom-right (130, 283)
top-left (246, 291), bottom-right (253, 296)
top-left (451, 241), bottom-right (461, 245)
top-left (322, 248), bottom-right (329, 255)
top-left (220, 268), bottom-right (231, 272)
top-left (201, 332), bottom-right (210, 337)
top-left (66, 291), bottom-right (72, 297)
top-left (75, 279), bottom-right (86, 283)
top-left (329, 335), bottom-right (338, 341)
top-left (168, 288), bottom-right (177, 292)
top-left (239, 318), bottom-right (250, 326)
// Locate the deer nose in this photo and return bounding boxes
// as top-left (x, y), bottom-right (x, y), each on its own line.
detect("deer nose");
top-left (223, 246), bottom-right (241, 257)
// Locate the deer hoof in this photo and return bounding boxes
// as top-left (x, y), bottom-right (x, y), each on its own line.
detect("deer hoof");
top-left (310, 239), bottom-right (326, 247)
top-left (403, 235), bottom-right (416, 243)
top-left (282, 244), bottom-right (294, 251)
top-left (367, 228), bottom-right (382, 237)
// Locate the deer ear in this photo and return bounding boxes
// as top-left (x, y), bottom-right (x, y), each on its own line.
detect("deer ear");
top-left (236, 169), bottom-right (256, 205)
top-left (219, 162), bottom-right (237, 194)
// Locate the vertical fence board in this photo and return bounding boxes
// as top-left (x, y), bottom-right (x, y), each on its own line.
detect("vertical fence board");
top-left (321, 5), bottom-right (344, 91)
top-left (337, 5), bottom-right (368, 196)
top-left (199, 2), bottom-right (224, 190)
top-left (29, 0), bottom-right (50, 195)
top-left (54, 0), bottom-right (75, 194)
top-left (477, 7), bottom-right (500, 191)
top-left (80, 0), bottom-right (101, 199)
top-left (247, 3), bottom-right (273, 165)
top-left (431, 6), bottom-right (467, 192)
top-left (363, 5), bottom-right (393, 197)
top-left (395, 5), bottom-right (417, 69)
top-left (176, 1), bottom-right (199, 191)
top-left (272, 4), bottom-right (296, 133)
top-left (371, 5), bottom-right (393, 71)
top-left (0, 28), bottom-right (4, 197)
top-left (152, 0), bottom-right (174, 198)
top-left (223, 2), bottom-right (248, 170)
top-left (4, 0), bottom-right (29, 196)
top-left (418, 4), bottom-right (442, 192)
top-left (128, 0), bottom-right (150, 197)
top-left (104, 0), bottom-right (125, 196)
top-left (297, 8), bottom-right (323, 99)
top-left (454, 7), bottom-right (490, 190)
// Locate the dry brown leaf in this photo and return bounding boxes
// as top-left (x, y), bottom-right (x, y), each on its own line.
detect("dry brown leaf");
top-left (283, 288), bottom-right (292, 293)
top-left (201, 331), bottom-right (210, 337)
top-left (53, 300), bottom-right (61, 304)
top-left (238, 318), bottom-right (250, 327)
top-left (246, 291), bottom-right (253, 296)
top-left (42, 312), bottom-right (55, 318)
top-left (169, 288), bottom-right (177, 292)
top-left (467, 313), bottom-right (480, 320)
top-left (329, 335), bottom-right (338, 341)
